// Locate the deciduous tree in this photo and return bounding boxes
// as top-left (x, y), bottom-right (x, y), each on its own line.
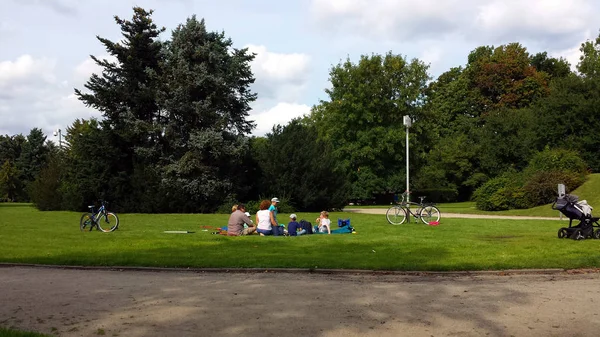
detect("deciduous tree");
top-left (312, 52), bottom-right (430, 199)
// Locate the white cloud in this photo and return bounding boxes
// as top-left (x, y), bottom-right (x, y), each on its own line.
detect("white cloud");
top-left (0, 55), bottom-right (56, 86)
top-left (475, 0), bottom-right (594, 47)
top-left (0, 21), bottom-right (14, 33)
top-left (554, 44), bottom-right (585, 72)
top-left (419, 45), bottom-right (443, 68)
top-left (0, 54), bottom-right (98, 137)
top-left (244, 45), bottom-right (313, 135)
top-left (310, 0), bottom-right (470, 40)
top-left (246, 44), bottom-right (311, 101)
top-left (310, 0), bottom-right (599, 49)
top-left (247, 44), bottom-right (311, 81)
top-left (250, 102), bottom-right (311, 136)
top-left (16, 0), bottom-right (79, 15)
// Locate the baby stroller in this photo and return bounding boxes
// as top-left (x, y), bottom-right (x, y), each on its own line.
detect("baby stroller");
top-left (551, 194), bottom-right (600, 240)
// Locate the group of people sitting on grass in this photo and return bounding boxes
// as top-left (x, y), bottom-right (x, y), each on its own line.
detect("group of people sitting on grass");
top-left (227, 197), bottom-right (331, 236)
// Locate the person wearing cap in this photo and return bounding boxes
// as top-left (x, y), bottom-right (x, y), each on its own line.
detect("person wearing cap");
top-left (287, 213), bottom-right (306, 236)
top-left (227, 204), bottom-right (256, 236)
top-left (269, 197), bottom-right (279, 218)
top-left (269, 197), bottom-right (284, 236)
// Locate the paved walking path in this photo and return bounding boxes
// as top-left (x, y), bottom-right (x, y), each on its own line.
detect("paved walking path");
top-left (2, 266), bottom-right (600, 337)
top-left (344, 208), bottom-right (562, 220)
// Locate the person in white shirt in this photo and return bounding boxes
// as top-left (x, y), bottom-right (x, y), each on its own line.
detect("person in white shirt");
top-left (315, 210), bottom-right (331, 234)
top-left (256, 200), bottom-right (278, 236)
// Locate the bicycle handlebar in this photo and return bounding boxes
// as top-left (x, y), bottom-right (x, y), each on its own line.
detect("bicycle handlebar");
top-left (394, 193), bottom-right (428, 205)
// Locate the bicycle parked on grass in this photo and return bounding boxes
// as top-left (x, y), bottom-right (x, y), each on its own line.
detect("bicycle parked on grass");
top-left (386, 193), bottom-right (441, 225)
top-left (79, 200), bottom-right (119, 232)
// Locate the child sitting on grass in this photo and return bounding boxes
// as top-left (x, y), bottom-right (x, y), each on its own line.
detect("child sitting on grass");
top-left (315, 211), bottom-right (331, 234)
top-left (287, 214), bottom-right (306, 236)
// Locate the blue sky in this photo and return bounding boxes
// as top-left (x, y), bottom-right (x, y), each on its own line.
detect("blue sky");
top-left (1, 0), bottom-right (599, 139)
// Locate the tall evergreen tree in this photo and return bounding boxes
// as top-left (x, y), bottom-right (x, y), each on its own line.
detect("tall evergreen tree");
top-left (59, 118), bottom-right (118, 211)
top-left (75, 7), bottom-right (165, 152)
top-left (0, 134), bottom-right (25, 164)
top-left (0, 134), bottom-right (26, 201)
top-left (158, 16), bottom-right (256, 212)
top-left (17, 128), bottom-right (49, 183)
top-left (74, 7), bottom-right (165, 211)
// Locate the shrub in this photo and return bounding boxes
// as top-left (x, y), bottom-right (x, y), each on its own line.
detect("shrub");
top-left (215, 199), bottom-right (239, 214)
top-left (473, 172), bottom-right (531, 211)
top-left (520, 148), bottom-right (588, 207)
top-left (244, 200), bottom-right (261, 214)
top-left (508, 186), bottom-right (535, 209)
top-left (29, 158), bottom-right (63, 211)
top-left (474, 176), bottom-right (512, 211)
top-left (475, 149), bottom-right (589, 211)
top-left (523, 170), bottom-right (586, 206)
top-left (525, 148), bottom-right (587, 176)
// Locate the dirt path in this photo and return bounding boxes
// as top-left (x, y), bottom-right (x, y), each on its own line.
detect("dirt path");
top-left (344, 208), bottom-right (562, 220)
top-left (2, 266), bottom-right (600, 337)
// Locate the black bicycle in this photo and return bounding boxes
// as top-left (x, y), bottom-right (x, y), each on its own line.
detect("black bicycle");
top-left (79, 200), bottom-right (119, 232)
top-left (386, 193), bottom-right (441, 225)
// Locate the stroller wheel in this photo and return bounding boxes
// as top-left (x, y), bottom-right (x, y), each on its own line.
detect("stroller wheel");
top-left (593, 229), bottom-right (600, 240)
top-left (558, 228), bottom-right (569, 239)
top-left (571, 229), bottom-right (585, 240)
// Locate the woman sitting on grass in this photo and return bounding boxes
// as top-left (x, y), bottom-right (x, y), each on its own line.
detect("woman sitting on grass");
top-left (256, 200), bottom-right (278, 236)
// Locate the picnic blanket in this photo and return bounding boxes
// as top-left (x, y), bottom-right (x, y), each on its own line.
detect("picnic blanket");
top-left (314, 218), bottom-right (355, 234)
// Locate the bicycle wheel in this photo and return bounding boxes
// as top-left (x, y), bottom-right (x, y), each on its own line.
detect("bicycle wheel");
top-left (80, 213), bottom-right (94, 231)
top-left (97, 212), bottom-right (119, 232)
top-left (420, 205), bottom-right (441, 224)
top-left (386, 206), bottom-right (407, 225)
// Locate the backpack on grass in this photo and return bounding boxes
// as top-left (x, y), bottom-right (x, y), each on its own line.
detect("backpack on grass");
top-left (338, 218), bottom-right (351, 227)
top-left (299, 220), bottom-right (313, 234)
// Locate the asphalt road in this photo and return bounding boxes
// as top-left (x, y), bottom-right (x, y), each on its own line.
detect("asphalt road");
top-left (2, 266), bottom-right (600, 337)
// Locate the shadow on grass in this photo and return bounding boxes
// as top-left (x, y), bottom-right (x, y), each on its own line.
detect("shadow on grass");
top-left (2, 238), bottom-right (454, 271)
top-left (0, 266), bottom-right (533, 337)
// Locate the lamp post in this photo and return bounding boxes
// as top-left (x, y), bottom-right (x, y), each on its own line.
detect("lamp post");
top-left (403, 115), bottom-right (412, 204)
top-left (53, 129), bottom-right (62, 149)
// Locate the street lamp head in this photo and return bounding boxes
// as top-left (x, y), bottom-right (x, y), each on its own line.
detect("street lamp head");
top-left (53, 131), bottom-right (58, 137)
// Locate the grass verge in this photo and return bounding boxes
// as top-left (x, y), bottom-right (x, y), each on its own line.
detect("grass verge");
top-left (0, 327), bottom-right (51, 337)
top-left (1, 203), bottom-right (599, 271)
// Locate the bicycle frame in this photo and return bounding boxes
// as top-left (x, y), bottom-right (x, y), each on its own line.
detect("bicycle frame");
top-left (87, 202), bottom-right (109, 228)
top-left (399, 196), bottom-right (430, 217)
top-left (386, 194), bottom-right (441, 225)
top-left (80, 200), bottom-right (119, 232)
top-left (400, 203), bottom-right (427, 222)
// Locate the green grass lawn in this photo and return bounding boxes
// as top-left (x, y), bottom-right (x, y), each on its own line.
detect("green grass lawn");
top-left (346, 173), bottom-right (600, 218)
top-left (1, 203), bottom-right (600, 271)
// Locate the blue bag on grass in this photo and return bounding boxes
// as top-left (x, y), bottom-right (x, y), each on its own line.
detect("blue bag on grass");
top-left (338, 218), bottom-right (350, 227)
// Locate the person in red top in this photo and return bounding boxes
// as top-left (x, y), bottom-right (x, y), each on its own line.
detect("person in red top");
top-left (227, 204), bottom-right (256, 236)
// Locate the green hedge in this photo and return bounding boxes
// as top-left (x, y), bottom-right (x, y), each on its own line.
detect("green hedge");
top-left (474, 148), bottom-right (588, 211)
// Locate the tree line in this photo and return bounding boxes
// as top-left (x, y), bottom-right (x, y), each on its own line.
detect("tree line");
top-left (2, 7), bottom-right (599, 212)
